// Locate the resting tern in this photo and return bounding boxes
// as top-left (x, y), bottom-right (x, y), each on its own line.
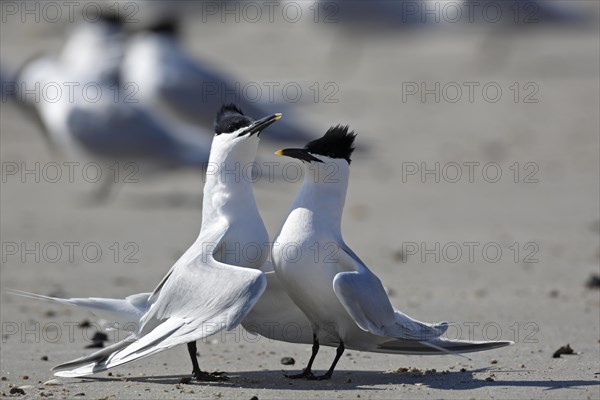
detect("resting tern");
top-left (17, 104), bottom-right (282, 380)
top-left (14, 17), bottom-right (213, 200)
top-left (272, 125), bottom-right (513, 380)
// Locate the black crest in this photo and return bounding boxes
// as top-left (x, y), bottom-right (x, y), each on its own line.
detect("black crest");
top-left (84, 7), bottom-right (124, 26)
top-left (147, 19), bottom-right (179, 36)
top-left (305, 125), bottom-right (356, 163)
top-left (214, 103), bottom-right (253, 135)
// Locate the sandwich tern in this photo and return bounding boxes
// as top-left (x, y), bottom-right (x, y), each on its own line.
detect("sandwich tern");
top-left (15, 104), bottom-right (282, 380)
top-left (14, 17), bottom-right (213, 200)
top-left (11, 99), bottom-right (315, 360)
top-left (272, 125), bottom-right (513, 380)
top-left (16, 54), bottom-right (212, 199)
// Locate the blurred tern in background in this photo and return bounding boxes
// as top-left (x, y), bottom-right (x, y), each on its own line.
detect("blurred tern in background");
top-left (14, 16), bottom-right (212, 201)
top-left (14, 104), bottom-right (283, 380)
top-left (272, 126), bottom-right (513, 380)
top-left (122, 19), bottom-right (314, 143)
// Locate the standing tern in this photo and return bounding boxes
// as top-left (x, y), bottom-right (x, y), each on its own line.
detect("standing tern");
top-left (15, 54), bottom-right (212, 199)
top-left (272, 125), bottom-right (513, 380)
top-left (11, 105), bottom-right (315, 355)
top-left (13, 14), bottom-right (123, 155)
top-left (23, 104), bottom-right (283, 379)
top-left (14, 16), bottom-right (213, 200)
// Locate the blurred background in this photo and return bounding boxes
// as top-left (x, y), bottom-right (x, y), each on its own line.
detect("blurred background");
top-left (1, 1), bottom-right (599, 398)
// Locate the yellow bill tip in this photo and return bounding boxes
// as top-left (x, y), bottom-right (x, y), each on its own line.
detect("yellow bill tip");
top-left (274, 149), bottom-right (284, 156)
top-left (274, 113), bottom-right (282, 121)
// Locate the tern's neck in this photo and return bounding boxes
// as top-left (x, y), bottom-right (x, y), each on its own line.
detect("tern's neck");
top-left (200, 140), bottom-right (261, 230)
top-left (291, 161), bottom-right (349, 234)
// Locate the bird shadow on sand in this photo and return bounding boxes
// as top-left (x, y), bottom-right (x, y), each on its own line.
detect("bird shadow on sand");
top-left (73, 368), bottom-right (599, 392)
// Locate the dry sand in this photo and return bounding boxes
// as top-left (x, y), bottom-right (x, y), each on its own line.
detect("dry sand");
top-left (1, 7), bottom-right (599, 400)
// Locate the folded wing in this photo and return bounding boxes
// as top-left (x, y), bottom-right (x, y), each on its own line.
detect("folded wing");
top-left (333, 244), bottom-right (447, 341)
top-left (333, 244), bottom-right (513, 355)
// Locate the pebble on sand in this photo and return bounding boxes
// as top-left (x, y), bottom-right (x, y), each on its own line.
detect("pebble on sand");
top-left (9, 387), bottom-right (26, 395)
top-left (78, 320), bottom-right (91, 328)
top-left (553, 344), bottom-right (575, 358)
top-left (280, 357), bottom-right (295, 365)
top-left (585, 274), bottom-right (600, 289)
top-left (85, 332), bottom-right (109, 349)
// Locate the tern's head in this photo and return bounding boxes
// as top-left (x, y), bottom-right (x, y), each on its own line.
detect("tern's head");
top-left (147, 19), bottom-right (180, 38)
top-left (59, 14), bottom-right (124, 86)
top-left (275, 125), bottom-right (356, 182)
top-left (211, 103), bottom-right (282, 164)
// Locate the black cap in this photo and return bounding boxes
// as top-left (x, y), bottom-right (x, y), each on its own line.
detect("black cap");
top-left (276, 125), bottom-right (356, 164)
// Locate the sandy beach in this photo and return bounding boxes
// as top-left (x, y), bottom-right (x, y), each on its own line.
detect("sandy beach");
top-left (1, 2), bottom-right (599, 399)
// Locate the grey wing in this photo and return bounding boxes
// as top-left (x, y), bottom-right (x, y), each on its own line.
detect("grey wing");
top-left (158, 55), bottom-right (234, 127)
top-left (146, 255), bottom-right (267, 332)
top-left (122, 37), bottom-right (230, 128)
top-left (120, 253), bottom-right (267, 356)
top-left (131, 41), bottom-right (313, 142)
top-left (53, 254), bottom-right (266, 376)
top-left (333, 245), bottom-right (447, 341)
top-left (68, 101), bottom-right (209, 166)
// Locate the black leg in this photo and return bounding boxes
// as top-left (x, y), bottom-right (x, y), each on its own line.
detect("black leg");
top-left (187, 341), bottom-right (228, 382)
top-left (314, 340), bottom-right (345, 380)
top-left (187, 341), bottom-right (201, 376)
top-left (285, 333), bottom-right (320, 379)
